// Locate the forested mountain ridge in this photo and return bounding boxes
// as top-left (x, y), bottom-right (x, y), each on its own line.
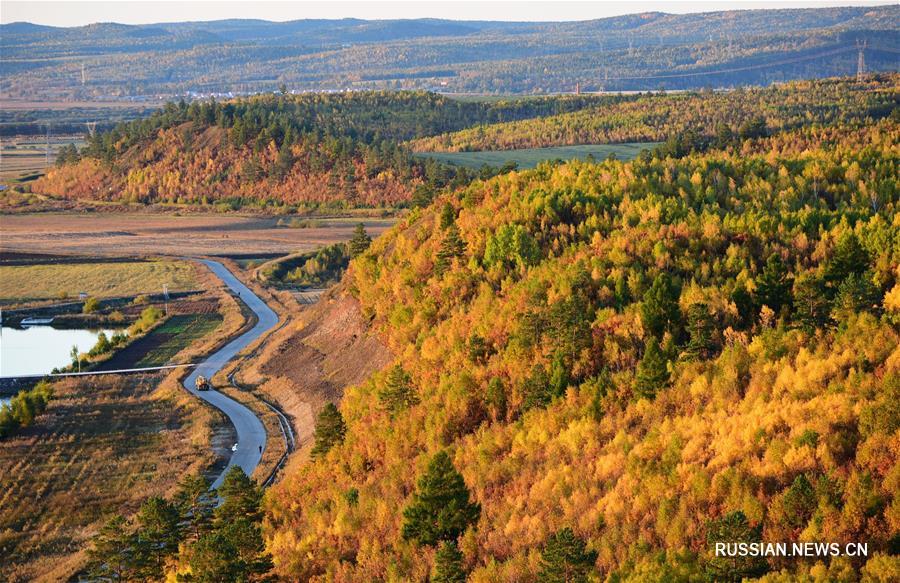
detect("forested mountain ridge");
top-left (264, 114), bottom-right (900, 580)
top-left (32, 91), bottom-right (612, 208)
top-left (2, 6), bottom-right (898, 98)
top-left (410, 75), bottom-right (900, 152)
top-left (34, 77), bottom-right (898, 209)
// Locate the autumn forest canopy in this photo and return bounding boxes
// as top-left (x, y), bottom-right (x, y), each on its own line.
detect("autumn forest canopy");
top-left (6, 63), bottom-right (900, 581)
top-left (2, 1), bottom-right (900, 580)
top-left (253, 76), bottom-right (898, 580)
top-left (33, 75), bottom-right (899, 211)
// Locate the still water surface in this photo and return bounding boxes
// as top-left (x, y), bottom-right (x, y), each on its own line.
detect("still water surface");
top-left (0, 326), bottom-right (120, 378)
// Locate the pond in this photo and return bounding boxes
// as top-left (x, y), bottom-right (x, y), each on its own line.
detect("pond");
top-left (0, 326), bottom-right (122, 378)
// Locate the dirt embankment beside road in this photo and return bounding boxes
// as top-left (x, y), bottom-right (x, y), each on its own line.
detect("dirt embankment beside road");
top-left (238, 285), bottom-right (392, 459)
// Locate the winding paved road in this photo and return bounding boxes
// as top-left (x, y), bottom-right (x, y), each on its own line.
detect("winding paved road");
top-left (183, 259), bottom-right (279, 489)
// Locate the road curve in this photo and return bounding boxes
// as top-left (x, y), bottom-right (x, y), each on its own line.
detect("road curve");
top-left (183, 259), bottom-right (279, 489)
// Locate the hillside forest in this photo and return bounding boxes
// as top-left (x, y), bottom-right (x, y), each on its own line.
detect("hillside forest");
top-left (260, 87), bottom-right (900, 580)
top-left (34, 91), bottom-right (613, 209)
top-left (34, 75), bottom-right (898, 211)
top-left (20, 71), bottom-right (900, 581)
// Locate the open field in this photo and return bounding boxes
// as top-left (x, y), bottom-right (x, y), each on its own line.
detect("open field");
top-left (0, 259), bottom-right (197, 302)
top-left (0, 100), bottom-right (161, 111)
top-left (414, 142), bottom-right (655, 168)
top-left (0, 375), bottom-right (215, 582)
top-left (0, 213), bottom-right (395, 257)
top-left (136, 314), bottom-right (225, 367)
top-left (0, 136), bottom-right (84, 182)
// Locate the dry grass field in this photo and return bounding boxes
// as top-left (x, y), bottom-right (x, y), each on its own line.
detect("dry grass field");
top-left (0, 259), bottom-right (198, 302)
top-left (0, 375), bottom-right (216, 582)
top-left (0, 136), bottom-right (84, 181)
top-left (0, 213), bottom-right (395, 257)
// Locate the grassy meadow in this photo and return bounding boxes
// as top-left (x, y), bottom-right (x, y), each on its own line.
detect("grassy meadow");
top-left (414, 142), bottom-right (654, 169)
top-left (0, 260), bottom-right (197, 303)
top-left (136, 314), bottom-right (225, 367)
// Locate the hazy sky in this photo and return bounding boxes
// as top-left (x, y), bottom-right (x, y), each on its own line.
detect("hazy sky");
top-left (2, 1), bottom-right (896, 27)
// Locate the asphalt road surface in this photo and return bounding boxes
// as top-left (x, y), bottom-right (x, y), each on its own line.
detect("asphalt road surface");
top-left (183, 259), bottom-right (279, 489)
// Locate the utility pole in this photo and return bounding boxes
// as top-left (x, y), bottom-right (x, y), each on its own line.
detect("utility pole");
top-left (45, 123), bottom-right (51, 166)
top-left (81, 63), bottom-right (86, 86)
top-left (856, 39), bottom-right (867, 83)
top-left (163, 284), bottom-right (169, 316)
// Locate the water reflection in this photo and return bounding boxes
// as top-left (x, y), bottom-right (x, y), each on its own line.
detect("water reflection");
top-left (0, 326), bottom-right (122, 378)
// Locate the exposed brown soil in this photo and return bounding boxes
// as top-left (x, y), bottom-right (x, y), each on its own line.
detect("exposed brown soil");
top-left (239, 286), bottom-right (392, 449)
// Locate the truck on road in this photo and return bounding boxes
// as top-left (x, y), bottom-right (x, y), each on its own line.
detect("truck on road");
top-left (195, 375), bottom-right (210, 391)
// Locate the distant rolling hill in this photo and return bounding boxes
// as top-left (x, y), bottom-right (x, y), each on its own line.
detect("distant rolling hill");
top-left (1, 6), bottom-right (898, 99)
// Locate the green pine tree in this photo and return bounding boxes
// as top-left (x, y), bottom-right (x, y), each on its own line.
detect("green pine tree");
top-left (792, 274), bottom-right (830, 332)
top-left (440, 202), bottom-right (457, 230)
top-left (216, 466), bottom-right (263, 524)
top-left (521, 364), bottom-right (552, 411)
top-left (174, 474), bottom-right (215, 540)
top-left (755, 254), bottom-right (792, 315)
top-left (730, 281), bottom-right (755, 329)
top-left (705, 511), bottom-right (768, 582)
top-left (312, 403), bottom-right (346, 458)
top-left (411, 184), bottom-right (436, 208)
top-left (435, 224), bottom-right (467, 276)
top-left (401, 450), bottom-right (480, 546)
top-left (379, 364), bottom-right (419, 414)
top-left (349, 223), bottom-right (372, 258)
top-left (640, 273), bottom-right (680, 339)
top-left (781, 474), bottom-right (816, 529)
top-left (87, 514), bottom-right (136, 581)
top-left (187, 530), bottom-right (243, 583)
top-left (824, 232), bottom-right (869, 289)
top-left (274, 141), bottom-right (294, 178)
top-left (683, 302), bottom-right (713, 360)
top-left (432, 540), bottom-right (467, 583)
top-left (831, 271), bottom-right (880, 322)
top-left (538, 527), bottom-right (598, 583)
top-left (635, 337), bottom-right (669, 399)
top-left (133, 496), bottom-right (181, 578)
top-left (485, 377), bottom-right (507, 422)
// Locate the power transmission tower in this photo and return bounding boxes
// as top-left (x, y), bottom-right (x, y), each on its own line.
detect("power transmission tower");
top-left (856, 39), bottom-right (867, 82)
top-left (81, 63), bottom-right (86, 85)
top-left (86, 121), bottom-right (97, 137)
top-left (45, 124), bottom-right (51, 166)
